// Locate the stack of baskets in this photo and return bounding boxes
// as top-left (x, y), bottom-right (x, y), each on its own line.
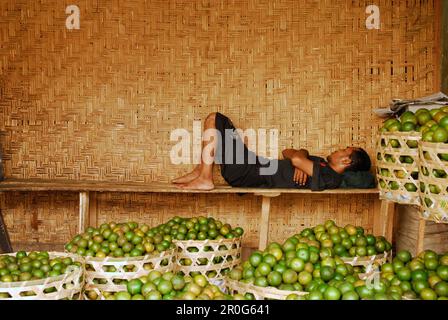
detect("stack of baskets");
top-left (376, 132), bottom-right (421, 205)
top-left (418, 141), bottom-right (448, 223)
top-left (376, 119), bottom-right (448, 224)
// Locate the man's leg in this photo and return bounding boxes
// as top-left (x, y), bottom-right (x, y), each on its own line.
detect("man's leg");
top-left (171, 112), bottom-right (219, 184)
top-left (176, 113), bottom-right (218, 190)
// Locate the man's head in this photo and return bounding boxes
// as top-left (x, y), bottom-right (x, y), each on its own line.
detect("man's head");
top-left (327, 147), bottom-right (371, 173)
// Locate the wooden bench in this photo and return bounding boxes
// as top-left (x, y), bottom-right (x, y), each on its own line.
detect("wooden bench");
top-left (0, 178), bottom-right (394, 251)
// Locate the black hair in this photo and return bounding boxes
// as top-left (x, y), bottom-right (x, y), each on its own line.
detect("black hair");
top-left (347, 148), bottom-right (371, 172)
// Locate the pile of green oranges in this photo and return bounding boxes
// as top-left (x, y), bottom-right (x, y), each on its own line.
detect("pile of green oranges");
top-left (380, 108), bottom-right (448, 151)
top-left (154, 216), bottom-right (244, 241)
top-left (65, 217), bottom-right (244, 259)
top-left (101, 271), bottom-right (236, 300)
top-left (228, 239), bottom-right (368, 300)
top-left (65, 221), bottom-right (175, 259)
top-left (0, 251), bottom-right (81, 298)
top-left (0, 251), bottom-right (81, 283)
top-left (292, 220), bottom-right (392, 258)
top-left (378, 250), bottom-right (448, 300)
top-left (380, 108), bottom-right (448, 142)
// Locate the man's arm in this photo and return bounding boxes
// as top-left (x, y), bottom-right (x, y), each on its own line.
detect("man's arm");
top-left (282, 149), bottom-right (314, 176)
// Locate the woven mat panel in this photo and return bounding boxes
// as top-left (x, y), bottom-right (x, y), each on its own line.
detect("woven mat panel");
top-left (0, 192), bottom-right (79, 247)
top-left (268, 194), bottom-right (377, 243)
top-left (0, 0), bottom-right (439, 182)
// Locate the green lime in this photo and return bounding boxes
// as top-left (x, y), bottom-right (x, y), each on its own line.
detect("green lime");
top-left (254, 276), bottom-right (268, 288)
top-left (412, 279), bottom-right (429, 293)
top-left (307, 290), bottom-right (324, 300)
top-left (290, 258), bottom-right (305, 273)
top-left (157, 279), bottom-right (173, 295)
top-left (282, 269), bottom-right (298, 285)
top-left (435, 281), bottom-right (448, 297)
top-left (420, 288), bottom-right (437, 300)
top-left (433, 127), bottom-right (448, 143)
top-left (298, 271), bottom-right (313, 286)
top-left (320, 266), bottom-right (335, 282)
top-left (412, 270), bottom-right (428, 282)
top-left (262, 254), bottom-right (277, 268)
top-left (249, 252), bottom-right (263, 268)
top-left (115, 291), bottom-right (132, 300)
top-left (397, 267), bottom-right (412, 281)
top-left (324, 286), bottom-right (341, 300)
top-left (437, 265), bottom-right (448, 280)
top-left (145, 290), bottom-right (162, 300)
top-left (127, 279), bottom-right (143, 295)
top-left (267, 271), bottom-right (282, 287)
top-left (342, 291), bottom-right (359, 300)
top-left (256, 262), bottom-right (272, 276)
top-left (401, 122), bottom-right (416, 132)
top-left (296, 248), bottom-right (310, 262)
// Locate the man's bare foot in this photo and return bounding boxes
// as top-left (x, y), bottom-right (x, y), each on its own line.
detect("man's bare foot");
top-left (176, 177), bottom-right (214, 191)
top-left (172, 168), bottom-right (201, 184)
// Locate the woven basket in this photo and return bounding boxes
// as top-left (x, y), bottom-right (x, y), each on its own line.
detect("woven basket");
top-left (0, 252), bottom-right (84, 300)
top-left (173, 238), bottom-right (242, 280)
top-left (376, 132), bottom-right (421, 205)
top-left (418, 141), bottom-right (448, 223)
top-left (83, 249), bottom-right (175, 300)
top-left (226, 278), bottom-right (307, 300)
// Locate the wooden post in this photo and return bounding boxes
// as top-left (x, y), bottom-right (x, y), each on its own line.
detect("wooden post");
top-left (374, 200), bottom-right (396, 242)
top-left (255, 192), bottom-right (280, 251)
top-left (88, 191), bottom-right (98, 227)
top-left (417, 218), bottom-right (426, 254)
top-left (259, 196), bottom-right (271, 251)
top-left (79, 191), bottom-right (90, 233)
top-left (0, 209), bottom-right (13, 253)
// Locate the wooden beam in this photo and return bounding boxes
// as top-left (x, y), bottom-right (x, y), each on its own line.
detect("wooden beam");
top-left (442, 0), bottom-right (448, 92)
top-left (0, 209), bottom-right (12, 253)
top-left (385, 202), bottom-right (396, 243)
top-left (258, 196), bottom-right (272, 251)
top-left (88, 191), bottom-right (98, 228)
top-left (0, 179), bottom-right (380, 195)
top-left (374, 200), bottom-right (396, 242)
top-left (79, 191), bottom-right (90, 233)
top-left (417, 218), bottom-right (426, 253)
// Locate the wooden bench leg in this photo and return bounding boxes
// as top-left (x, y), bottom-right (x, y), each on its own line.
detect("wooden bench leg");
top-left (79, 192), bottom-right (90, 234)
top-left (0, 208), bottom-right (13, 253)
top-left (88, 191), bottom-right (98, 228)
top-left (374, 200), bottom-right (396, 242)
top-left (417, 218), bottom-right (426, 254)
top-left (258, 196), bottom-right (271, 251)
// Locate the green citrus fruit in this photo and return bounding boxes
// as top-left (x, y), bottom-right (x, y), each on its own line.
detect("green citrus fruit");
top-left (420, 288), bottom-right (438, 300)
top-left (282, 269), bottom-right (298, 284)
top-left (267, 271), bottom-right (282, 287)
top-left (433, 127), bottom-right (448, 143)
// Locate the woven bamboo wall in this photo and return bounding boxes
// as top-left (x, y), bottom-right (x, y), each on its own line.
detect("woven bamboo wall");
top-left (0, 0), bottom-right (441, 250)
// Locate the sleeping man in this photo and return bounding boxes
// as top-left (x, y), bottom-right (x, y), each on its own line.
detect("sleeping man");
top-left (172, 113), bottom-right (373, 191)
